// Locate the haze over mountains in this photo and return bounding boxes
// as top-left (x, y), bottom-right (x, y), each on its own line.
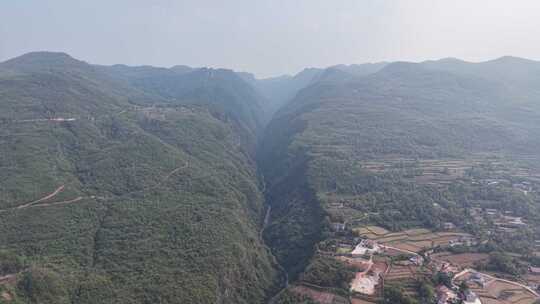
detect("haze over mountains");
top-left (1, 52), bottom-right (540, 304)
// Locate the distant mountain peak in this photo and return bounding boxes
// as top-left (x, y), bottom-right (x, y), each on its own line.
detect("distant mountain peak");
top-left (433, 57), bottom-right (467, 64)
top-left (488, 55), bottom-right (536, 65)
top-left (1, 51), bottom-right (87, 71)
top-left (378, 61), bottom-right (424, 75)
top-left (169, 65), bottom-right (193, 74)
top-left (4, 51), bottom-right (77, 63)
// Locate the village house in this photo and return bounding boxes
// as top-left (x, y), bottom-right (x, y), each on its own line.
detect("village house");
top-left (513, 182), bottom-right (532, 195)
top-left (496, 226), bottom-right (518, 234)
top-left (470, 207), bottom-right (482, 215)
top-left (503, 215), bottom-right (526, 226)
top-left (450, 236), bottom-right (476, 247)
top-left (485, 209), bottom-right (499, 217)
top-left (472, 215), bottom-right (484, 223)
top-left (436, 285), bottom-right (458, 304)
top-left (443, 222), bottom-right (456, 230)
top-left (338, 243), bottom-right (353, 249)
top-left (331, 222), bottom-right (346, 232)
top-left (495, 216), bottom-right (527, 230)
top-left (462, 290), bottom-right (482, 304)
top-left (438, 262), bottom-right (459, 275)
top-left (487, 180), bottom-right (500, 186)
top-left (469, 272), bottom-right (486, 288)
top-left (409, 255), bottom-right (424, 266)
top-left (351, 239), bottom-right (380, 257)
top-left (328, 201), bottom-right (344, 209)
top-left (529, 266), bottom-right (540, 275)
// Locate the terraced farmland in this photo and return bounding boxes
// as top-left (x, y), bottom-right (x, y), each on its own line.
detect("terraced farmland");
top-left (355, 226), bottom-right (473, 253)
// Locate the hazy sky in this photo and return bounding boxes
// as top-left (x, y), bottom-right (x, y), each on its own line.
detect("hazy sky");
top-left (2, 0), bottom-right (540, 77)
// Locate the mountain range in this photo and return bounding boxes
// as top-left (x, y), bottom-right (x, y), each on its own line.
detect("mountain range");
top-left (1, 52), bottom-right (540, 304)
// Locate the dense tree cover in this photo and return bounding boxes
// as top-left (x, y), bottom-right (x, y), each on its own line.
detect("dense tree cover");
top-left (3, 51), bottom-right (540, 304)
top-left (262, 57), bottom-right (540, 303)
top-left (274, 290), bottom-right (317, 304)
top-left (299, 255), bottom-right (355, 292)
top-left (432, 272), bottom-right (453, 289)
top-left (379, 285), bottom-right (418, 304)
top-left (0, 251), bottom-right (24, 276)
top-left (416, 280), bottom-right (436, 304)
top-left (480, 252), bottom-right (527, 276)
top-left (17, 267), bottom-right (69, 304)
top-left (380, 278), bottom-right (437, 304)
top-left (0, 52), bottom-right (279, 304)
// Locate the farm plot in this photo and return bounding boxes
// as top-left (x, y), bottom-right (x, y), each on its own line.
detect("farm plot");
top-left (384, 265), bottom-right (419, 281)
top-left (375, 235), bottom-right (410, 244)
top-left (350, 272), bottom-right (379, 295)
top-left (360, 158), bottom-right (479, 185)
top-left (524, 274), bottom-right (540, 286)
top-left (384, 265), bottom-right (422, 298)
top-left (365, 226), bottom-right (390, 235)
top-left (431, 252), bottom-right (489, 267)
top-left (455, 271), bottom-right (539, 304)
top-left (291, 285), bottom-right (348, 304)
top-left (350, 262), bottom-right (387, 296)
top-left (355, 226), bottom-right (473, 254)
top-left (336, 256), bottom-right (371, 271)
top-left (351, 298), bottom-right (376, 304)
top-left (388, 242), bottom-right (423, 253)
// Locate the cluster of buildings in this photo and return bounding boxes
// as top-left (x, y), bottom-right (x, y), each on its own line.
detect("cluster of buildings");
top-left (476, 178), bottom-right (536, 197)
top-left (469, 207), bottom-right (529, 233)
top-left (513, 181), bottom-right (533, 195)
top-left (449, 235), bottom-right (477, 247)
top-left (436, 282), bottom-right (482, 304)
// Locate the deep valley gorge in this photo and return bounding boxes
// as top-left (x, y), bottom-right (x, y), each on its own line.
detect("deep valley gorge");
top-left (2, 52), bottom-right (540, 304)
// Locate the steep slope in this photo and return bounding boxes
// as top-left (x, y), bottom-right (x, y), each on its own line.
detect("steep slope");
top-left (100, 64), bottom-right (266, 151)
top-left (242, 63), bottom-right (387, 119)
top-left (240, 68), bottom-right (324, 119)
top-left (260, 58), bottom-right (540, 283)
top-left (421, 56), bottom-right (540, 97)
top-left (0, 52), bottom-right (279, 304)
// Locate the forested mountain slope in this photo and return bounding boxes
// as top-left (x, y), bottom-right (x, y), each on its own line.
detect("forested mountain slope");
top-left (98, 63), bottom-right (266, 153)
top-left (241, 62), bottom-right (387, 118)
top-left (0, 52), bottom-right (279, 304)
top-left (260, 57), bottom-right (540, 285)
top-left (3, 52), bottom-right (540, 304)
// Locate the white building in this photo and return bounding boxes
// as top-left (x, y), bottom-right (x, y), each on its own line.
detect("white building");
top-left (351, 240), bottom-right (379, 257)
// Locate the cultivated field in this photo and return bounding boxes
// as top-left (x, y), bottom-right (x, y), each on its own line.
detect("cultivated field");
top-left (291, 285), bottom-right (349, 304)
top-left (351, 298), bottom-right (376, 304)
top-left (355, 226), bottom-right (473, 253)
top-left (431, 252), bottom-right (489, 267)
top-left (455, 271), bottom-right (538, 304)
top-left (385, 265), bottom-right (421, 281)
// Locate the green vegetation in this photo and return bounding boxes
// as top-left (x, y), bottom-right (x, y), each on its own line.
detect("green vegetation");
top-left (481, 252), bottom-right (527, 276)
top-left (416, 280), bottom-right (436, 304)
top-left (0, 52), bottom-right (278, 304)
top-left (381, 278), bottom-right (437, 304)
top-left (300, 255), bottom-right (355, 292)
top-left (261, 56), bottom-right (540, 303)
top-left (0, 251), bottom-right (24, 276)
top-left (379, 285), bottom-right (418, 304)
top-left (274, 290), bottom-right (317, 304)
top-left (3, 51), bottom-right (540, 304)
top-left (17, 267), bottom-right (69, 304)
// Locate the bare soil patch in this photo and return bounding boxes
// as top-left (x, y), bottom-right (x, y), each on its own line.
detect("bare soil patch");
top-left (291, 286), bottom-right (336, 304)
top-left (1, 291), bottom-right (13, 301)
top-left (432, 252), bottom-right (489, 267)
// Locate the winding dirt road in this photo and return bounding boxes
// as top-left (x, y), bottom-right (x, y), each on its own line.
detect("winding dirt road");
top-left (16, 185), bottom-right (65, 209)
